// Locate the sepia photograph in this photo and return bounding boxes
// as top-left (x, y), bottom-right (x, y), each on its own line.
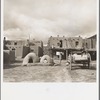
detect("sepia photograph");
top-left (3, 0), bottom-right (97, 83)
top-left (2, 0), bottom-right (99, 100)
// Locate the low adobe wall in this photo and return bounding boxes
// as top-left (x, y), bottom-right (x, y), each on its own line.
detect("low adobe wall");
top-left (3, 50), bottom-right (15, 64)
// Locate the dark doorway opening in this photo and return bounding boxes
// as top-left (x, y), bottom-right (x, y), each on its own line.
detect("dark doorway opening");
top-left (88, 51), bottom-right (96, 60)
top-left (62, 50), bottom-right (66, 59)
top-left (29, 58), bottom-right (33, 63)
top-left (60, 40), bottom-right (62, 47)
top-left (75, 41), bottom-right (79, 47)
top-left (14, 42), bottom-right (17, 45)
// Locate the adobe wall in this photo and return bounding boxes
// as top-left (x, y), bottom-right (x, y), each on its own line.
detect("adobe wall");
top-left (38, 47), bottom-right (43, 57)
top-left (29, 40), bottom-right (43, 48)
top-left (3, 50), bottom-right (15, 64)
top-left (84, 35), bottom-right (96, 50)
top-left (30, 45), bottom-right (43, 57)
top-left (22, 46), bottom-right (30, 58)
top-left (48, 36), bottom-right (83, 49)
top-left (3, 50), bottom-right (10, 64)
top-left (5, 40), bottom-right (26, 45)
top-left (10, 50), bottom-right (15, 62)
top-left (43, 46), bottom-right (50, 55)
top-left (6, 45), bottom-right (23, 57)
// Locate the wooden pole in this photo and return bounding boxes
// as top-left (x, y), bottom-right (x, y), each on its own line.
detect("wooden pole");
top-left (69, 54), bottom-right (72, 70)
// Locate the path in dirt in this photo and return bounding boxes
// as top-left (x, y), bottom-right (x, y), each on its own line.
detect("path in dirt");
top-left (3, 60), bottom-right (96, 82)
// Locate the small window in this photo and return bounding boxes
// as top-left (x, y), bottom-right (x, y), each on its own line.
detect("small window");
top-left (75, 41), bottom-right (79, 47)
top-left (14, 42), bottom-right (17, 45)
top-left (12, 48), bottom-right (15, 50)
top-left (60, 40), bottom-right (62, 47)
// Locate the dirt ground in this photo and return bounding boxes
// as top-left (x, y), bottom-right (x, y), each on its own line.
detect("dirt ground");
top-left (3, 58), bottom-right (96, 82)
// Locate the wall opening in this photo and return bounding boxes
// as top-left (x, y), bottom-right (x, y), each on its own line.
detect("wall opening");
top-left (12, 48), bottom-right (15, 50)
top-left (88, 51), bottom-right (96, 60)
top-left (14, 42), bottom-right (17, 45)
top-left (60, 40), bottom-right (62, 47)
top-left (29, 58), bottom-right (33, 63)
top-left (75, 41), bottom-right (79, 47)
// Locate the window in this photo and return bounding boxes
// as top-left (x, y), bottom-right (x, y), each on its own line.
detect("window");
top-left (75, 41), bottom-right (79, 47)
top-left (60, 40), bottom-right (62, 47)
top-left (14, 42), bottom-right (17, 45)
top-left (12, 48), bottom-right (15, 50)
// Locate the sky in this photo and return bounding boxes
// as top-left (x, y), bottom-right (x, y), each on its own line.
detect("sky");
top-left (4, 0), bottom-right (97, 43)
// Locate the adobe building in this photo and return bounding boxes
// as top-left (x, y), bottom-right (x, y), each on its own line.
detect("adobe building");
top-left (43, 45), bottom-right (50, 55)
top-left (83, 35), bottom-right (97, 60)
top-left (4, 38), bottom-right (43, 58)
top-left (3, 50), bottom-right (15, 64)
top-left (29, 39), bottom-right (43, 57)
top-left (4, 39), bottom-right (30, 58)
top-left (47, 35), bottom-right (83, 60)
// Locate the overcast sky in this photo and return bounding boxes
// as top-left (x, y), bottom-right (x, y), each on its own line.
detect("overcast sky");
top-left (4, 0), bottom-right (97, 43)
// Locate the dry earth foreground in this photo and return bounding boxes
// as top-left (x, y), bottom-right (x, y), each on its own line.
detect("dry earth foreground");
top-left (3, 58), bottom-right (96, 82)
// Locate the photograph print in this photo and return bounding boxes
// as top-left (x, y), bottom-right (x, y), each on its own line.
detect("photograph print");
top-left (3, 0), bottom-right (97, 82)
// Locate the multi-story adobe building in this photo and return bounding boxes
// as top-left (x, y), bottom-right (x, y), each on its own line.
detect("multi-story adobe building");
top-left (3, 34), bottom-right (96, 61)
top-left (4, 37), bottom-right (43, 58)
top-left (83, 35), bottom-right (96, 60)
top-left (47, 35), bottom-right (96, 60)
top-left (29, 39), bottom-right (43, 57)
top-left (47, 35), bottom-right (83, 60)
